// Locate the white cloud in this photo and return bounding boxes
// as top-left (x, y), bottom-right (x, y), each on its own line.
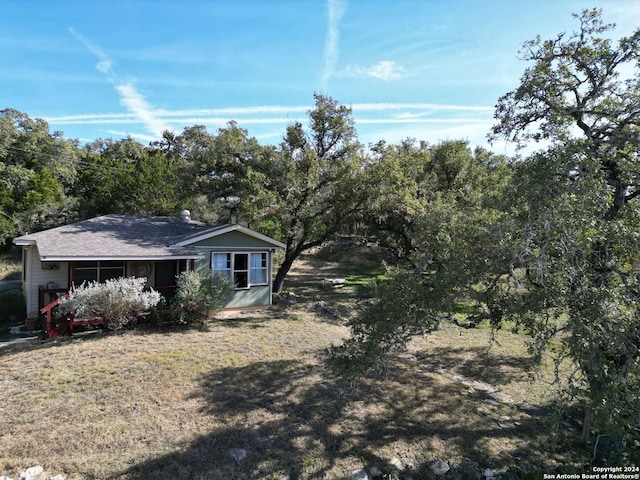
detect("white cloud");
top-left (356, 117), bottom-right (490, 125)
top-left (68, 28), bottom-right (113, 76)
top-left (321, 0), bottom-right (347, 89)
top-left (47, 101), bottom-right (494, 125)
top-left (115, 82), bottom-right (171, 135)
top-left (46, 100), bottom-right (504, 151)
top-left (341, 60), bottom-right (407, 81)
top-left (351, 102), bottom-right (493, 112)
top-left (50, 110), bottom-right (511, 154)
top-left (154, 105), bottom-right (309, 117)
top-left (69, 28), bottom-right (171, 138)
top-left (105, 130), bottom-right (160, 143)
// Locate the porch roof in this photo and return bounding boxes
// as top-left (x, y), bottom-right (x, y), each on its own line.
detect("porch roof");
top-left (13, 214), bottom-right (223, 261)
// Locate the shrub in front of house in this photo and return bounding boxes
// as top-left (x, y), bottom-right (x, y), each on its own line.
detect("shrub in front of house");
top-left (171, 271), bottom-right (234, 325)
top-left (60, 277), bottom-right (162, 330)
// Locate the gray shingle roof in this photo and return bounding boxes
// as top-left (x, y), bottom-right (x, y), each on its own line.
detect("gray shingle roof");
top-left (14, 215), bottom-right (225, 261)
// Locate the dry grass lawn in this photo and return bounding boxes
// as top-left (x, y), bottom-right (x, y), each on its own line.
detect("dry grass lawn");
top-left (0, 249), bottom-right (583, 479)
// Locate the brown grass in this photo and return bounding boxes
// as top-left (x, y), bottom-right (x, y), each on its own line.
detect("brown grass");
top-left (0, 249), bottom-right (582, 479)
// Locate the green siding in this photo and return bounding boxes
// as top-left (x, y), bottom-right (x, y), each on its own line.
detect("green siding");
top-left (192, 231), bottom-right (279, 249)
top-left (194, 241), bottom-right (275, 308)
top-left (225, 286), bottom-right (271, 308)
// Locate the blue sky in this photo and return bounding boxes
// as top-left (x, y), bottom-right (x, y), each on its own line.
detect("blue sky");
top-left (2, 1), bottom-right (639, 153)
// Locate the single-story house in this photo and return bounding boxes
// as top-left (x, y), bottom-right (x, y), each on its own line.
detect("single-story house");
top-left (13, 211), bottom-right (285, 322)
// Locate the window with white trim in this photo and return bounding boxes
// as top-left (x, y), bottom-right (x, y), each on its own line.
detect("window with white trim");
top-left (250, 252), bottom-right (268, 285)
top-left (212, 252), bottom-right (268, 289)
top-left (212, 253), bottom-right (232, 281)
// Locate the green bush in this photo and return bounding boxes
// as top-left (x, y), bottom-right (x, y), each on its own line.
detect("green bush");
top-left (171, 271), bottom-right (234, 325)
top-left (0, 289), bottom-right (26, 335)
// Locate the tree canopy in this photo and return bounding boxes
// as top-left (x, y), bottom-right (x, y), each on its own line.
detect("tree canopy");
top-left (258, 94), bottom-right (368, 292)
top-left (328, 9), bottom-right (640, 465)
top-left (489, 8), bottom-right (640, 456)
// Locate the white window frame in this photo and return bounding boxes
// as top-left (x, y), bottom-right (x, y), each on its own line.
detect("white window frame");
top-left (249, 252), bottom-right (269, 286)
top-left (211, 251), bottom-right (269, 290)
top-left (212, 252), bottom-right (233, 283)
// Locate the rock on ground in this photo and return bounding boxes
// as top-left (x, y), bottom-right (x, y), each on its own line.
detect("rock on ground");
top-left (430, 460), bottom-right (451, 476)
top-left (229, 448), bottom-right (247, 462)
top-left (350, 469), bottom-right (369, 480)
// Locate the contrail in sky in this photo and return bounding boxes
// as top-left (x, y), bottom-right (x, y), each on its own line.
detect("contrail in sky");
top-left (68, 27), bottom-right (170, 137)
top-left (321, 0), bottom-right (346, 90)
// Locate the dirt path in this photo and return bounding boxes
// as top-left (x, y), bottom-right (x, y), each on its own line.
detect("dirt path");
top-left (0, 335), bottom-right (39, 349)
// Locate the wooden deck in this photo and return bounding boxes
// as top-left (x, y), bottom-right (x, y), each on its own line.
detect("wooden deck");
top-left (39, 293), bottom-right (105, 339)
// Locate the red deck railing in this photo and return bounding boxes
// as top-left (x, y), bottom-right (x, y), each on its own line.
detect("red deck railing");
top-left (37, 285), bottom-right (177, 339)
top-left (39, 292), bottom-right (70, 339)
top-left (39, 291), bottom-right (105, 339)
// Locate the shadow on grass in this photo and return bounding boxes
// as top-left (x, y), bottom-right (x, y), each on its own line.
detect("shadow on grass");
top-left (114, 355), bottom-right (567, 480)
top-left (416, 345), bottom-right (536, 388)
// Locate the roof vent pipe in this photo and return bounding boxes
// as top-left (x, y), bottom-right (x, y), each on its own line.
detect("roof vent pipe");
top-left (180, 209), bottom-right (191, 222)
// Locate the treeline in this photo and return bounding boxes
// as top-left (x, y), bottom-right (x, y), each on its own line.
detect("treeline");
top-left (0, 94), bottom-right (507, 292)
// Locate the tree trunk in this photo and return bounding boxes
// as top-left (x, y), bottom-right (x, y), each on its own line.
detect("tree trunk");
top-left (273, 252), bottom-right (297, 293)
top-left (582, 407), bottom-right (593, 445)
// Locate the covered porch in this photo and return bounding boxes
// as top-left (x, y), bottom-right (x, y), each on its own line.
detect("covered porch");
top-left (37, 259), bottom-right (196, 312)
top-left (33, 258), bottom-right (196, 338)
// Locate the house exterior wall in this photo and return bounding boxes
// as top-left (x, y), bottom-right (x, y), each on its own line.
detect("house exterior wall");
top-left (224, 285), bottom-right (272, 308)
top-left (23, 245), bottom-right (69, 319)
top-left (191, 230), bottom-right (280, 249)
top-left (19, 226), bottom-right (281, 317)
top-left (192, 231), bottom-right (277, 308)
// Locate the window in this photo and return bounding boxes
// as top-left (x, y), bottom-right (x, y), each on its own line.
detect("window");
top-left (212, 253), bottom-right (232, 281)
top-left (212, 252), bottom-right (268, 289)
top-left (74, 261), bottom-right (126, 285)
top-left (233, 253), bottom-right (249, 289)
top-left (250, 252), bottom-right (268, 285)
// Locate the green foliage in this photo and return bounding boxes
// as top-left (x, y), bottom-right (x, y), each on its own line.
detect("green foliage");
top-left (328, 139), bottom-right (513, 379)
top-left (171, 271), bottom-right (234, 325)
top-left (259, 93), bottom-right (368, 292)
top-left (0, 216), bottom-right (16, 248)
top-left (121, 151), bottom-right (187, 216)
top-left (151, 121), bottom-right (273, 224)
top-left (488, 10), bottom-right (640, 458)
top-left (73, 142), bottom-right (190, 218)
top-left (330, 10), bottom-right (640, 461)
top-left (363, 139), bottom-right (510, 263)
top-left (21, 167), bottom-right (63, 209)
top-left (0, 109), bottom-right (81, 247)
top-left (60, 277), bottom-right (162, 330)
top-left (0, 290), bottom-right (26, 336)
top-left (326, 268), bottom-right (438, 379)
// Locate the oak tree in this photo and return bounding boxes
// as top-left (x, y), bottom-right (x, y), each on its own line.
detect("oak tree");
top-left (265, 94), bottom-right (367, 292)
top-left (489, 9), bottom-right (640, 458)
